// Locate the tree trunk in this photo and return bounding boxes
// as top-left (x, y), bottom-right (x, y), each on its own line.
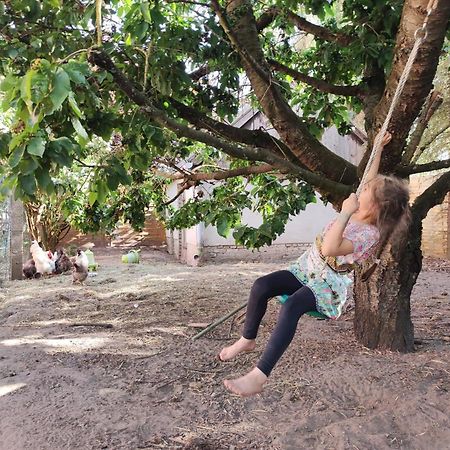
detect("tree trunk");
top-left (24, 202), bottom-right (71, 251)
top-left (353, 220), bottom-right (422, 352)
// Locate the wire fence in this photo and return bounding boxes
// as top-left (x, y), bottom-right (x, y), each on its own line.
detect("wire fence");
top-left (0, 197), bottom-right (11, 281)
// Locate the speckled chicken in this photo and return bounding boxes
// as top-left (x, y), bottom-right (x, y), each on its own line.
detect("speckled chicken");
top-left (72, 249), bottom-right (89, 284)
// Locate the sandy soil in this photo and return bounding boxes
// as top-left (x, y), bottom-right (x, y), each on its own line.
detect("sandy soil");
top-left (0, 249), bottom-right (449, 450)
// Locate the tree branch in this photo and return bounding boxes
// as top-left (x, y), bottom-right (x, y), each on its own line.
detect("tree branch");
top-left (402, 91), bottom-right (443, 164)
top-left (210, 0), bottom-right (272, 84)
top-left (158, 163), bottom-right (275, 181)
top-left (267, 58), bottom-right (365, 97)
top-left (255, 6), bottom-right (278, 31)
top-left (396, 158), bottom-right (450, 175)
top-left (255, 7), bottom-right (354, 45)
top-left (413, 124), bottom-right (450, 162)
top-left (210, 0), bottom-right (357, 185)
top-left (88, 49), bottom-right (351, 197)
top-left (284, 9), bottom-right (355, 46)
top-left (411, 170), bottom-right (450, 221)
top-left (162, 180), bottom-right (196, 206)
top-left (74, 157), bottom-right (106, 169)
top-left (189, 64), bottom-right (211, 81)
top-left (154, 157), bottom-right (191, 177)
top-left (168, 98), bottom-right (298, 162)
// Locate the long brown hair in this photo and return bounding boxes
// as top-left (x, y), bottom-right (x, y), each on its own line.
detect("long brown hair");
top-left (361, 175), bottom-right (411, 281)
top-left (369, 175), bottom-right (411, 246)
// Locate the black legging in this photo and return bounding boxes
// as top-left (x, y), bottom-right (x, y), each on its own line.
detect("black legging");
top-left (242, 270), bottom-right (317, 377)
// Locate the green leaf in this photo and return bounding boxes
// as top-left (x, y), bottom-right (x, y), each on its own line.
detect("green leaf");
top-left (150, 7), bottom-right (165, 25)
top-left (133, 21), bottom-right (149, 41)
top-left (0, 74), bottom-right (17, 93)
top-left (0, 175), bottom-right (16, 200)
top-left (64, 61), bottom-right (89, 85)
top-left (30, 73), bottom-right (50, 104)
top-left (18, 174), bottom-right (37, 195)
top-left (35, 168), bottom-right (53, 192)
top-left (113, 163), bottom-right (131, 184)
top-left (51, 136), bottom-right (75, 152)
top-left (106, 173), bottom-right (120, 191)
top-left (233, 226), bottom-right (246, 241)
top-left (20, 69), bottom-right (37, 111)
top-left (71, 117), bottom-right (89, 144)
top-left (8, 145), bottom-right (25, 168)
top-left (49, 68), bottom-right (71, 111)
top-left (140, 2), bottom-right (151, 22)
top-left (88, 191), bottom-right (98, 206)
top-left (27, 136), bottom-right (46, 157)
top-left (216, 215), bottom-right (231, 237)
top-left (8, 132), bottom-right (26, 151)
top-left (18, 157), bottom-right (39, 175)
top-left (47, 138), bottom-right (74, 167)
top-left (0, 132), bottom-right (11, 156)
top-left (96, 180), bottom-right (108, 204)
top-left (68, 92), bottom-right (84, 118)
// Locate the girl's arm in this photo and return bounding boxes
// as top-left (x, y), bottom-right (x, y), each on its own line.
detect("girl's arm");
top-left (362, 131), bottom-right (392, 184)
top-left (321, 194), bottom-right (359, 257)
top-left (321, 132), bottom-right (391, 257)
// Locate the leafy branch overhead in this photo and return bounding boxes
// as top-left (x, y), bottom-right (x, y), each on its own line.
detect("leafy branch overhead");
top-left (0, 0), bottom-right (449, 248)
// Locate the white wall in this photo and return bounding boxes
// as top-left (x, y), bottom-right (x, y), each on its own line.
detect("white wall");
top-left (202, 198), bottom-right (336, 246)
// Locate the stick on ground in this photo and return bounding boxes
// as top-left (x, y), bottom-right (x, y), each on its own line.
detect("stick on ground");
top-left (192, 301), bottom-right (247, 340)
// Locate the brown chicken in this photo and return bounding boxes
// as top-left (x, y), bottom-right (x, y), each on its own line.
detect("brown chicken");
top-left (22, 258), bottom-right (38, 279)
top-left (54, 248), bottom-right (73, 274)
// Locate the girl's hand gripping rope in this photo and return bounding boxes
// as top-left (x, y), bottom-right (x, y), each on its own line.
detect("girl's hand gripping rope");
top-left (341, 193), bottom-right (359, 217)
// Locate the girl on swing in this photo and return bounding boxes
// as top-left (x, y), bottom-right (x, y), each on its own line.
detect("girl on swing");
top-left (219, 131), bottom-right (411, 397)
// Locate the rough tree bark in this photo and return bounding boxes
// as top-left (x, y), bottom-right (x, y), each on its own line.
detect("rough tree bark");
top-left (354, 225), bottom-right (420, 352)
top-left (354, 171), bottom-right (450, 351)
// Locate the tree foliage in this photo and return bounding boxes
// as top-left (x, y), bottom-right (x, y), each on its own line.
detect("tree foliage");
top-left (0, 0), bottom-right (449, 249)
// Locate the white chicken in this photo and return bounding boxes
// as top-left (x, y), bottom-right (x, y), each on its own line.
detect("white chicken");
top-left (48, 250), bottom-right (58, 273)
top-left (30, 241), bottom-right (54, 275)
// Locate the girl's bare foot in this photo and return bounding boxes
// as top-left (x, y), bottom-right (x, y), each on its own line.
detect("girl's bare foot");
top-left (219, 337), bottom-right (256, 361)
top-left (223, 367), bottom-right (267, 397)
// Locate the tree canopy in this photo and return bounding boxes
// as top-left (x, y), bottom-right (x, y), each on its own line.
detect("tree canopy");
top-left (0, 0), bottom-right (449, 248)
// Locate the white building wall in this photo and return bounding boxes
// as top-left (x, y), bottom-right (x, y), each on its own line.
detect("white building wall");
top-left (202, 198), bottom-right (336, 247)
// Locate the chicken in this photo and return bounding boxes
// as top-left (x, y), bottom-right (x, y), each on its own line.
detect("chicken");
top-left (30, 241), bottom-right (54, 275)
top-left (72, 249), bottom-right (89, 284)
top-left (48, 251), bottom-right (58, 273)
top-left (54, 248), bottom-right (73, 274)
top-left (22, 258), bottom-right (37, 279)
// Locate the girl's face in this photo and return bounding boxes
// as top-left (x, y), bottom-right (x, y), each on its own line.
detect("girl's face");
top-left (358, 180), bottom-right (376, 215)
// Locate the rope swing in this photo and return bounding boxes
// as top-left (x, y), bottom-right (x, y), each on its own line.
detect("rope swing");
top-left (356, 0), bottom-right (439, 195)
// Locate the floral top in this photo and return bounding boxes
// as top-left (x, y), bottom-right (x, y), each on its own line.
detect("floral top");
top-left (287, 220), bottom-right (380, 319)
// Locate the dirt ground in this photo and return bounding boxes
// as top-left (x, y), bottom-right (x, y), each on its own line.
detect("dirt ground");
top-left (0, 248), bottom-right (450, 450)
